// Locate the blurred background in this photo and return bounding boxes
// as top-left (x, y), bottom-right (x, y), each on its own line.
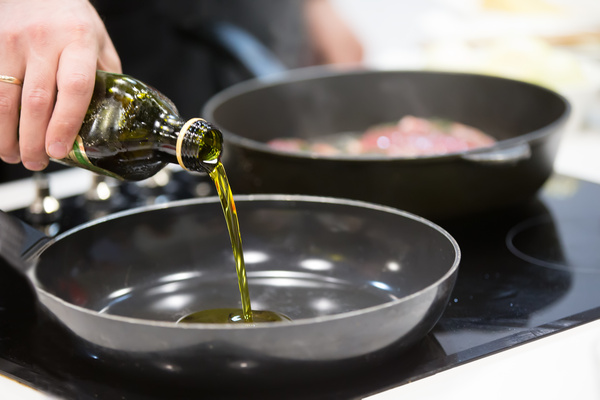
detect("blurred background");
top-left (330, 0), bottom-right (600, 182)
top-left (332, 0), bottom-right (600, 182)
top-left (1, 0), bottom-right (599, 208)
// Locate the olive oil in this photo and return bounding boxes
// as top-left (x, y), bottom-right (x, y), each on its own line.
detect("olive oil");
top-left (210, 161), bottom-right (252, 322)
top-left (178, 161), bottom-right (290, 324)
top-left (178, 308), bottom-right (291, 324)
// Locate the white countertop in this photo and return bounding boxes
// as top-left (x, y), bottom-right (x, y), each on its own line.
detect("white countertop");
top-left (0, 375), bottom-right (58, 400)
top-left (366, 318), bottom-right (600, 400)
top-left (554, 129), bottom-right (600, 184)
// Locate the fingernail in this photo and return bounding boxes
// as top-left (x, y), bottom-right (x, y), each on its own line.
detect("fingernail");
top-left (47, 142), bottom-right (69, 159)
top-left (1, 155), bottom-right (21, 164)
top-left (23, 161), bottom-right (48, 171)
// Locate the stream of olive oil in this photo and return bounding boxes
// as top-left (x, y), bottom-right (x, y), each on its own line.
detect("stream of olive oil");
top-left (177, 161), bottom-right (289, 324)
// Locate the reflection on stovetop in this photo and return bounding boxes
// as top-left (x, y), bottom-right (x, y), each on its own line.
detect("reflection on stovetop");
top-left (1, 174), bottom-right (600, 399)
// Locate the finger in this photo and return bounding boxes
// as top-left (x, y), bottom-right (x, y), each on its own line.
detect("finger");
top-left (45, 43), bottom-right (97, 160)
top-left (0, 24), bottom-right (24, 164)
top-left (0, 76), bottom-right (23, 164)
top-left (19, 59), bottom-right (57, 170)
top-left (88, 1), bottom-right (121, 74)
top-left (97, 34), bottom-right (122, 74)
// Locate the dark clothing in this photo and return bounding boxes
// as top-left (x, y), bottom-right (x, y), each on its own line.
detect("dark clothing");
top-left (95, 0), bottom-right (313, 118)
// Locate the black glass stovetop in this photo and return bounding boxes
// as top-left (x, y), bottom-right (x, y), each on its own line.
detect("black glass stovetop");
top-left (1, 173), bottom-right (599, 399)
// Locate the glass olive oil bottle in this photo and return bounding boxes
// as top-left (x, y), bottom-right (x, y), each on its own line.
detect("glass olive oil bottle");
top-left (58, 70), bottom-right (222, 180)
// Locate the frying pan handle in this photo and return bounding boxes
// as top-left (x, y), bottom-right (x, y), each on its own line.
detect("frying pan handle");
top-left (179, 21), bottom-right (287, 80)
top-left (0, 210), bottom-right (50, 274)
top-left (460, 143), bottom-right (532, 166)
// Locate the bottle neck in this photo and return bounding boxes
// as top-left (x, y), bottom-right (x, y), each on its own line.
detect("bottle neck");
top-left (176, 118), bottom-right (223, 173)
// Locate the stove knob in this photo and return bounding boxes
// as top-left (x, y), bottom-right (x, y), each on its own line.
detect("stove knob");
top-left (24, 172), bottom-right (62, 236)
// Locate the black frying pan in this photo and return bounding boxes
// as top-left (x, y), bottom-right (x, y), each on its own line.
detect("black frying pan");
top-left (0, 195), bottom-right (459, 389)
top-left (202, 69), bottom-right (570, 221)
top-left (193, 23), bottom-right (570, 221)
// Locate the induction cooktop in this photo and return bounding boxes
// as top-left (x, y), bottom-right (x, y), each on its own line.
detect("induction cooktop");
top-left (1, 173), bottom-right (599, 399)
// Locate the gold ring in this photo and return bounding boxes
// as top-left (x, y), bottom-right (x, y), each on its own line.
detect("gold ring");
top-left (0, 75), bottom-right (23, 86)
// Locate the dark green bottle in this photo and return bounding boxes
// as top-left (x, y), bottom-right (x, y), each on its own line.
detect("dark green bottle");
top-left (58, 70), bottom-right (223, 181)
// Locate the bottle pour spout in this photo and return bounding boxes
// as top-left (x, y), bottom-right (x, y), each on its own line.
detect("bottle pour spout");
top-left (177, 118), bottom-right (223, 173)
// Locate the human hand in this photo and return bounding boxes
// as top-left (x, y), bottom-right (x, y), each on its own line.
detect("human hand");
top-left (0, 0), bottom-right (121, 171)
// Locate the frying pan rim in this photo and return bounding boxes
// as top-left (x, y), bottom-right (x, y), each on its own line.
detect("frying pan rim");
top-left (33, 194), bottom-right (461, 331)
top-left (202, 67), bottom-right (570, 162)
